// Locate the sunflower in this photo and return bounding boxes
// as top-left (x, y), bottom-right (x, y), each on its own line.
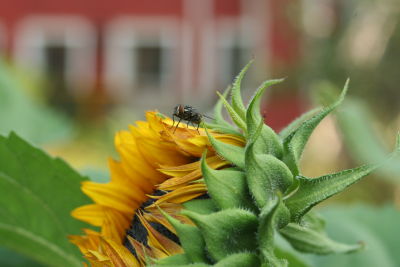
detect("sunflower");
top-left (69, 111), bottom-right (244, 266)
top-left (69, 63), bottom-right (381, 266)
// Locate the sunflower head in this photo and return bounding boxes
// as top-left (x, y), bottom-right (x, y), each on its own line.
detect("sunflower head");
top-left (70, 61), bottom-right (399, 266)
top-left (69, 107), bottom-right (244, 266)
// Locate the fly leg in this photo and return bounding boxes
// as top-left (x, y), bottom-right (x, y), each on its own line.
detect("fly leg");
top-left (173, 118), bottom-right (182, 133)
top-left (190, 121), bottom-right (200, 134)
top-left (170, 115), bottom-right (176, 129)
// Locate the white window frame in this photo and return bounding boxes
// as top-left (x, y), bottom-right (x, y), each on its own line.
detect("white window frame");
top-left (104, 17), bottom-right (179, 104)
top-left (14, 16), bottom-right (96, 96)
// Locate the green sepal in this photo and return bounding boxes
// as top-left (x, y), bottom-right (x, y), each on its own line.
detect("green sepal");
top-left (214, 252), bottom-right (260, 267)
top-left (181, 208), bottom-right (258, 261)
top-left (151, 253), bottom-right (191, 266)
top-left (158, 208), bottom-right (208, 263)
top-left (246, 79), bottom-right (284, 157)
top-left (151, 262), bottom-right (209, 267)
top-left (282, 79), bottom-right (349, 175)
top-left (249, 124), bottom-right (283, 158)
top-left (201, 152), bottom-right (255, 211)
top-left (183, 199), bottom-right (218, 215)
top-left (205, 129), bottom-right (245, 169)
top-left (245, 143), bottom-right (293, 208)
top-left (216, 91), bottom-right (247, 133)
top-left (202, 122), bottom-right (243, 137)
top-left (278, 107), bottom-right (321, 140)
top-left (258, 196), bottom-right (290, 267)
top-left (279, 223), bottom-right (363, 255)
top-left (285, 163), bottom-right (379, 222)
top-left (261, 261), bottom-right (288, 267)
top-left (274, 247), bottom-right (311, 267)
top-left (231, 60), bottom-right (254, 120)
top-left (214, 85), bottom-right (235, 128)
top-left (301, 212), bottom-right (326, 233)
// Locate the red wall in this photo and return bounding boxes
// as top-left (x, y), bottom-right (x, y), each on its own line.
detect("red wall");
top-left (0, 0), bottom-right (184, 52)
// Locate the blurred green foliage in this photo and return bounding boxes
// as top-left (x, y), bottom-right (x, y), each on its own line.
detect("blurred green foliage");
top-left (301, 0), bottom-right (400, 121)
top-left (307, 204), bottom-right (400, 267)
top-left (0, 60), bottom-right (72, 145)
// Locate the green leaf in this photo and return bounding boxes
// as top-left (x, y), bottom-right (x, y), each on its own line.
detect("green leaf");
top-left (201, 153), bottom-right (255, 210)
top-left (245, 143), bottom-right (293, 208)
top-left (280, 223), bottom-right (362, 255)
top-left (158, 208), bottom-right (208, 263)
top-left (205, 129), bottom-right (245, 169)
top-left (213, 86), bottom-right (236, 129)
top-left (182, 199), bottom-right (218, 215)
top-left (279, 108), bottom-right (321, 140)
top-left (0, 133), bottom-right (92, 267)
top-left (246, 79), bottom-right (284, 157)
top-left (182, 208), bottom-right (258, 261)
top-left (285, 163), bottom-right (379, 222)
top-left (214, 252), bottom-right (260, 267)
top-left (258, 197), bottom-right (290, 267)
top-left (0, 246), bottom-right (44, 267)
top-left (231, 60), bottom-right (254, 120)
top-left (216, 91), bottom-right (247, 133)
top-left (282, 79), bottom-right (349, 175)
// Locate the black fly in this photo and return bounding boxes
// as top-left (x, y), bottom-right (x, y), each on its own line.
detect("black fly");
top-left (171, 105), bottom-right (212, 133)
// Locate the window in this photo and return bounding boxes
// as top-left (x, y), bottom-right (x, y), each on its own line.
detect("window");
top-left (135, 45), bottom-right (163, 89)
top-left (104, 17), bottom-right (178, 105)
top-left (42, 44), bottom-right (77, 113)
top-left (14, 16), bottom-right (96, 114)
top-left (223, 42), bottom-right (250, 85)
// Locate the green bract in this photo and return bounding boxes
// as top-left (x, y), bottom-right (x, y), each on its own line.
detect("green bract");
top-left (152, 64), bottom-right (399, 267)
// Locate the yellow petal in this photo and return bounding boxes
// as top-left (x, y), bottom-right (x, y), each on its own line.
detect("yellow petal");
top-left (158, 157), bottom-right (229, 190)
top-left (82, 181), bottom-right (141, 214)
top-left (86, 249), bottom-right (111, 265)
top-left (138, 213), bottom-right (182, 255)
top-left (151, 183), bottom-right (207, 206)
top-left (134, 137), bottom-right (190, 168)
top-left (71, 204), bottom-right (106, 226)
top-left (158, 155), bottom-right (221, 176)
top-left (127, 236), bottom-right (168, 264)
top-left (114, 131), bottom-right (165, 185)
top-left (101, 238), bottom-right (140, 267)
top-left (108, 158), bottom-right (154, 193)
top-left (101, 209), bottom-right (131, 243)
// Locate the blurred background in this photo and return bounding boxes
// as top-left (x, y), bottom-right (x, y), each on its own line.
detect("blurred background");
top-left (0, 0), bottom-right (399, 266)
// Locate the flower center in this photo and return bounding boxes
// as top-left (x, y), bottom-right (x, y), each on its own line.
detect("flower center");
top-left (123, 190), bottom-right (180, 257)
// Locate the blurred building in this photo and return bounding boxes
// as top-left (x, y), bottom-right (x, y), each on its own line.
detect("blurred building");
top-left (0, 0), bottom-right (301, 126)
